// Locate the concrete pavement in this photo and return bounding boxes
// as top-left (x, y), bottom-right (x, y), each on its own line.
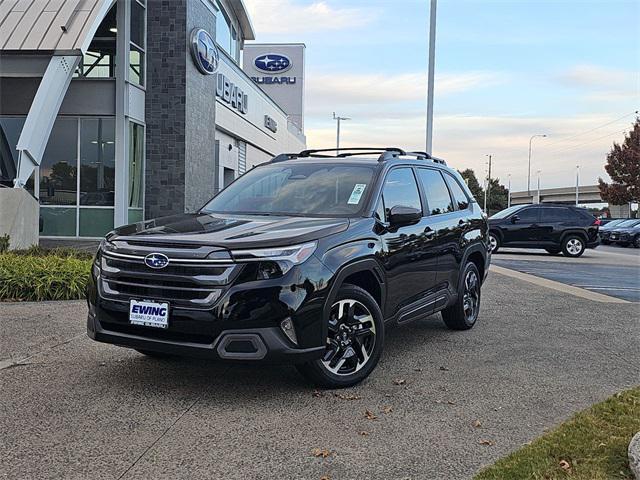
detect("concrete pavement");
top-left (0, 270), bottom-right (638, 479)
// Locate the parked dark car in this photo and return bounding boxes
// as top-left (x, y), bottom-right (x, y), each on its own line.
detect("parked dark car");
top-left (607, 219), bottom-right (640, 247)
top-left (488, 204), bottom-right (600, 257)
top-left (600, 218), bottom-right (634, 244)
top-left (87, 148), bottom-right (490, 387)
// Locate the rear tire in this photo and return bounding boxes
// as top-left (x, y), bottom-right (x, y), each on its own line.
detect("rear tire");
top-left (634, 236), bottom-right (640, 249)
top-left (488, 232), bottom-right (500, 254)
top-left (296, 285), bottom-right (384, 389)
top-left (562, 235), bottom-right (585, 258)
top-left (442, 262), bottom-right (481, 331)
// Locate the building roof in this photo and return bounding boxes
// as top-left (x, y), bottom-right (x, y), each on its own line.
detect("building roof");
top-left (0, 0), bottom-right (115, 53)
top-left (228, 0), bottom-right (255, 41)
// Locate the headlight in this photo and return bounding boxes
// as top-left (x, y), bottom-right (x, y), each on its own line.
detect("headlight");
top-left (231, 241), bottom-right (317, 278)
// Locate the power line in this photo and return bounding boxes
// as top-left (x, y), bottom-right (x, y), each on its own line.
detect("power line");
top-left (546, 128), bottom-right (629, 155)
top-left (543, 110), bottom-right (637, 148)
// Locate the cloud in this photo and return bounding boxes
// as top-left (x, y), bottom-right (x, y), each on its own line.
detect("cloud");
top-left (555, 64), bottom-right (632, 90)
top-left (304, 71), bottom-right (505, 115)
top-left (243, 0), bottom-right (376, 34)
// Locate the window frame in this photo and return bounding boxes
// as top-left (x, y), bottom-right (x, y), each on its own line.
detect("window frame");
top-left (415, 167), bottom-right (456, 217)
top-left (512, 206), bottom-right (540, 223)
top-left (374, 166), bottom-right (424, 223)
top-left (442, 171), bottom-right (471, 211)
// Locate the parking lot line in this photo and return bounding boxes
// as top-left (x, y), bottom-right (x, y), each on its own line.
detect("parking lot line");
top-left (490, 265), bottom-right (631, 304)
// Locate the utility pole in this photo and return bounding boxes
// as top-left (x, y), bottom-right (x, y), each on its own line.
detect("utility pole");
top-left (425, 0), bottom-right (437, 154)
top-left (333, 112), bottom-right (350, 150)
top-left (575, 165), bottom-right (580, 206)
top-left (507, 173), bottom-right (511, 208)
top-left (483, 154), bottom-right (492, 213)
top-left (536, 170), bottom-right (541, 204)
top-left (527, 134), bottom-right (547, 198)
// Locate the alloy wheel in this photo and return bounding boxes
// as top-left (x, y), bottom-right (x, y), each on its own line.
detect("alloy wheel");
top-left (321, 299), bottom-right (376, 376)
top-left (462, 270), bottom-right (480, 323)
top-left (566, 238), bottom-right (584, 255)
top-left (488, 235), bottom-right (498, 252)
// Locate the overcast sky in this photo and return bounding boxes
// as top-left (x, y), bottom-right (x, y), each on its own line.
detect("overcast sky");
top-left (244, 0), bottom-right (639, 191)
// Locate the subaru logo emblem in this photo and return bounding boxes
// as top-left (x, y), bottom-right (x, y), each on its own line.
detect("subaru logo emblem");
top-left (254, 53), bottom-right (291, 74)
top-left (144, 253), bottom-right (170, 269)
top-left (190, 29), bottom-right (219, 75)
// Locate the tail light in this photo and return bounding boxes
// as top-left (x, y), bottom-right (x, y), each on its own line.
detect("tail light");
top-left (593, 218), bottom-right (601, 226)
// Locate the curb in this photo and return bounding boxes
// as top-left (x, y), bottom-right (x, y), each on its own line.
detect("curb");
top-left (630, 432), bottom-right (640, 479)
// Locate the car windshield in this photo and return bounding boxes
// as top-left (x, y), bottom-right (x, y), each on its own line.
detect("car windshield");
top-left (201, 163), bottom-right (376, 217)
top-left (616, 219), bottom-right (640, 228)
top-left (489, 205), bottom-right (525, 219)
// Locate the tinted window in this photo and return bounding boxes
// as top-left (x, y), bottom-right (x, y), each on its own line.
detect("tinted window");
top-left (417, 169), bottom-right (454, 215)
top-left (444, 173), bottom-right (470, 210)
top-left (540, 207), bottom-right (573, 222)
top-left (490, 205), bottom-right (525, 219)
top-left (202, 164), bottom-right (374, 217)
top-left (515, 207), bottom-right (539, 222)
top-left (381, 168), bottom-right (422, 220)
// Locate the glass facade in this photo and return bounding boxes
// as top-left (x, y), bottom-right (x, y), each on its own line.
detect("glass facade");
top-left (128, 122), bottom-right (144, 223)
top-left (216, 1), bottom-right (239, 61)
top-left (129, 0), bottom-right (146, 86)
top-left (76, 5), bottom-right (117, 78)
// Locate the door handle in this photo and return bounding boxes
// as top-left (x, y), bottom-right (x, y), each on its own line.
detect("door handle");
top-left (459, 219), bottom-right (470, 228)
top-left (424, 227), bottom-right (435, 237)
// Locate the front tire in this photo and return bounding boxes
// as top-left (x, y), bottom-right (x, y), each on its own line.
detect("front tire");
top-left (634, 236), bottom-right (640, 249)
top-left (442, 262), bottom-right (481, 330)
top-left (296, 285), bottom-right (384, 388)
top-left (562, 235), bottom-right (585, 257)
top-left (488, 232), bottom-right (500, 254)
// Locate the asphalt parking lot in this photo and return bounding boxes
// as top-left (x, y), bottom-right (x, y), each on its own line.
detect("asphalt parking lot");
top-left (492, 244), bottom-right (640, 302)
top-left (1, 261), bottom-right (639, 480)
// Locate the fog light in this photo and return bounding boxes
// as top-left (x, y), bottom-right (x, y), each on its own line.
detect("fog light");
top-left (280, 317), bottom-right (298, 345)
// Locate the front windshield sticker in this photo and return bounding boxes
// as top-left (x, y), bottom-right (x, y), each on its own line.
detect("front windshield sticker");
top-left (347, 184), bottom-right (367, 205)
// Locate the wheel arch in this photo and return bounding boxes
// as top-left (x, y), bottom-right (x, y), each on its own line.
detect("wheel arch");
top-left (560, 229), bottom-right (588, 244)
top-left (460, 243), bottom-right (488, 286)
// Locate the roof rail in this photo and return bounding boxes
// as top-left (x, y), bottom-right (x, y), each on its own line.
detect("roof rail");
top-left (270, 153), bottom-right (299, 163)
top-left (298, 147), bottom-right (406, 158)
top-left (269, 148), bottom-right (447, 165)
top-left (407, 151), bottom-right (447, 165)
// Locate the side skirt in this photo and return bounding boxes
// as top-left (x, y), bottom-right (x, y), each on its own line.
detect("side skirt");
top-left (385, 288), bottom-right (453, 326)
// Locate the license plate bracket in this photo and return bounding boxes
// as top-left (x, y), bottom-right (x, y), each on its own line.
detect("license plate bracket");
top-left (129, 299), bottom-right (169, 329)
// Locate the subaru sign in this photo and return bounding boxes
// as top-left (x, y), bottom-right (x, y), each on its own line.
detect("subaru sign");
top-left (144, 253), bottom-right (170, 269)
top-left (254, 54), bottom-right (292, 74)
top-left (190, 29), bottom-right (219, 75)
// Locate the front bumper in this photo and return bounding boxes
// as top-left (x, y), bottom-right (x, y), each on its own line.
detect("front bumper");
top-left (87, 305), bottom-right (325, 363)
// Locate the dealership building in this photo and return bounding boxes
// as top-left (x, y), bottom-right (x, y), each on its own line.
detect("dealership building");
top-left (0, 0), bottom-right (306, 243)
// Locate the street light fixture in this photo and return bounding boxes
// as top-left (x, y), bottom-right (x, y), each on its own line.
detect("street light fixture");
top-left (528, 134), bottom-right (547, 197)
top-left (333, 112), bottom-right (350, 150)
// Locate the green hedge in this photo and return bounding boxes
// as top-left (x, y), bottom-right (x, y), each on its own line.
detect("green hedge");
top-left (0, 252), bottom-right (92, 301)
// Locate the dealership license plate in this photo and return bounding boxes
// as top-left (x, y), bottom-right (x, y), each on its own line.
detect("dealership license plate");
top-left (129, 300), bottom-right (169, 329)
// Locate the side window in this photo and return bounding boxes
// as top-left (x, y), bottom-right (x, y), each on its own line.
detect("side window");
top-left (444, 173), bottom-right (470, 210)
top-left (515, 208), bottom-right (539, 222)
top-left (381, 168), bottom-right (422, 220)
top-left (541, 207), bottom-right (571, 222)
top-left (416, 168), bottom-right (454, 215)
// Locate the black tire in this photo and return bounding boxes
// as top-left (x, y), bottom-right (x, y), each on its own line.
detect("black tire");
top-left (545, 248), bottom-right (561, 255)
top-left (488, 232), bottom-right (500, 254)
top-left (561, 235), bottom-right (586, 258)
top-left (296, 284), bottom-right (384, 389)
top-left (135, 349), bottom-right (176, 359)
top-left (601, 239), bottom-right (610, 245)
top-left (634, 236), bottom-right (640, 249)
top-left (442, 262), bottom-right (481, 331)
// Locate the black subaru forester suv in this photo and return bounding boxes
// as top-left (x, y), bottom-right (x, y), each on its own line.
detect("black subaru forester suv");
top-left (88, 148), bottom-right (490, 388)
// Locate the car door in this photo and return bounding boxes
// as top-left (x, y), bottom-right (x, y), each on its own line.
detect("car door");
top-left (415, 168), bottom-right (460, 290)
top-left (538, 206), bottom-right (571, 244)
top-left (376, 167), bottom-right (438, 318)
top-left (503, 206), bottom-right (540, 245)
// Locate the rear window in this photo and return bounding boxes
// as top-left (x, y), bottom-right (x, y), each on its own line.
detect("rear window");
top-left (540, 207), bottom-right (573, 222)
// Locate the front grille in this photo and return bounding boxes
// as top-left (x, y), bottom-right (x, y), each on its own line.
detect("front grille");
top-left (100, 320), bottom-right (216, 344)
top-left (99, 251), bottom-right (238, 308)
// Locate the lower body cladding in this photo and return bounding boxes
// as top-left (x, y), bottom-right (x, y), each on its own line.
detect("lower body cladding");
top-left (86, 255), bottom-right (332, 364)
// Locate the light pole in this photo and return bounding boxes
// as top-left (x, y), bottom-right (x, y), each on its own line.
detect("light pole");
top-left (507, 173), bottom-right (511, 208)
top-left (425, 0), bottom-right (437, 154)
top-left (536, 169), bottom-right (541, 204)
top-left (528, 134), bottom-right (547, 198)
top-left (575, 165), bottom-right (580, 206)
top-left (483, 154), bottom-right (492, 213)
top-left (333, 112), bottom-right (350, 150)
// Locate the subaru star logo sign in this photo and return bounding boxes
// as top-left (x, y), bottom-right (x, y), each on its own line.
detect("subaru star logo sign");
top-left (144, 253), bottom-right (170, 269)
top-left (190, 28), bottom-right (219, 75)
top-left (254, 53), bottom-right (292, 74)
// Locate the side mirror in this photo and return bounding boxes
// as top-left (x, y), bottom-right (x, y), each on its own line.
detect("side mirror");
top-left (511, 215), bottom-right (519, 224)
top-left (388, 205), bottom-right (422, 227)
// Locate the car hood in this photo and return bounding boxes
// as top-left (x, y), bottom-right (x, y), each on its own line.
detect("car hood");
top-left (611, 226), bottom-right (640, 234)
top-left (108, 213), bottom-right (350, 249)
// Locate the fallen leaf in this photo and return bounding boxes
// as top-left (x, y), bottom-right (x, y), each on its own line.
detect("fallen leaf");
top-left (393, 378), bottom-right (406, 385)
top-left (472, 420), bottom-right (482, 428)
top-left (382, 406), bottom-right (393, 414)
top-left (364, 409), bottom-right (378, 420)
top-left (359, 431), bottom-right (369, 436)
top-left (320, 477), bottom-right (330, 480)
top-left (312, 390), bottom-right (324, 398)
top-left (334, 393), bottom-right (361, 401)
top-left (447, 400), bottom-right (456, 405)
top-left (559, 460), bottom-right (572, 472)
top-left (414, 368), bottom-right (423, 372)
top-left (439, 366), bottom-right (449, 371)
top-left (479, 439), bottom-right (495, 446)
top-left (312, 448), bottom-right (331, 458)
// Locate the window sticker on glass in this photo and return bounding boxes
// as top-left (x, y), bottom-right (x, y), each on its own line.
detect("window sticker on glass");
top-left (347, 184), bottom-right (367, 205)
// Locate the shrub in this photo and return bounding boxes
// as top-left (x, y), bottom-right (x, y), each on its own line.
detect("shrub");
top-left (10, 245), bottom-right (94, 260)
top-left (0, 234), bottom-right (9, 253)
top-left (0, 253), bottom-right (92, 301)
